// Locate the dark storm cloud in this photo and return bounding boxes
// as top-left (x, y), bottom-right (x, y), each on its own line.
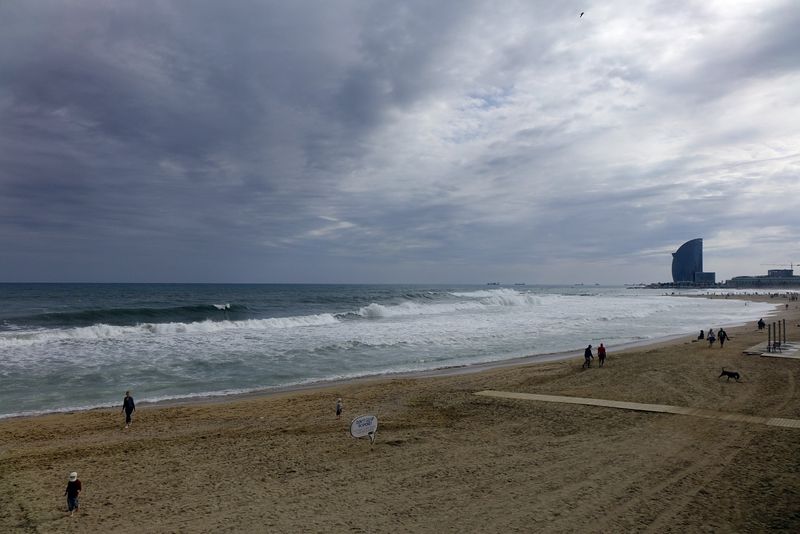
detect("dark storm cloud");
top-left (1, 2), bottom-right (362, 250)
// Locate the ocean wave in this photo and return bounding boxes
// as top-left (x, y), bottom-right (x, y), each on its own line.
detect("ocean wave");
top-left (353, 289), bottom-right (546, 319)
top-left (450, 288), bottom-right (519, 298)
top-left (356, 300), bottom-right (484, 318)
top-left (450, 288), bottom-right (544, 307)
top-left (5, 303), bottom-right (249, 329)
top-left (0, 313), bottom-right (340, 347)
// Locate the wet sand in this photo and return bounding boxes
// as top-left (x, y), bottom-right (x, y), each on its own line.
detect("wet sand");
top-left (2, 295), bottom-right (799, 533)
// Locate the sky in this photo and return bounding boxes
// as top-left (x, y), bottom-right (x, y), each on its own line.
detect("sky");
top-left (1, 0), bottom-right (799, 284)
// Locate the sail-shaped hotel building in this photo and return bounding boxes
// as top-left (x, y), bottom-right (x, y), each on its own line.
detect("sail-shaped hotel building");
top-left (671, 238), bottom-right (715, 284)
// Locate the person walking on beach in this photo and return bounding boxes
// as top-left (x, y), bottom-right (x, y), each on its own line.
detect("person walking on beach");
top-left (65, 471), bottom-right (81, 516)
top-left (597, 343), bottom-right (607, 367)
top-left (122, 390), bottom-right (135, 429)
top-left (583, 345), bottom-right (593, 368)
top-left (718, 328), bottom-right (728, 348)
top-left (335, 397), bottom-right (343, 419)
top-left (707, 330), bottom-right (716, 347)
top-left (758, 318), bottom-right (765, 330)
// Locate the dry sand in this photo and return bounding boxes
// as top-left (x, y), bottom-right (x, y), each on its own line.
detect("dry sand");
top-left (2, 295), bottom-right (800, 533)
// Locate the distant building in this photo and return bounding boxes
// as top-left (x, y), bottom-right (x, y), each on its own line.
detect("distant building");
top-left (694, 271), bottom-right (716, 285)
top-left (671, 238), bottom-right (715, 284)
top-left (725, 269), bottom-right (800, 288)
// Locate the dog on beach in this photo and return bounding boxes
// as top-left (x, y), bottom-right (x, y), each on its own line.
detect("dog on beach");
top-left (718, 368), bottom-right (740, 382)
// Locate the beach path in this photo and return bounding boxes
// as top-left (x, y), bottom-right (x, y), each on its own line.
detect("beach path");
top-left (475, 390), bottom-right (800, 428)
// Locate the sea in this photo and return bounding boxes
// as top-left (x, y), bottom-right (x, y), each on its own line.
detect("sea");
top-left (0, 283), bottom-right (777, 419)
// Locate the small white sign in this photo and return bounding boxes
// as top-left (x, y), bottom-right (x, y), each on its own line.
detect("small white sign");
top-left (350, 414), bottom-right (378, 443)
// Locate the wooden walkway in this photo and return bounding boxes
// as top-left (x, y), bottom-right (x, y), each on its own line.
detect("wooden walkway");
top-left (742, 341), bottom-right (800, 359)
top-left (474, 390), bottom-right (800, 429)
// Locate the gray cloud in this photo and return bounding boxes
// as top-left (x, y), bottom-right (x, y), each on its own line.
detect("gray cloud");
top-left (1, 0), bottom-right (798, 283)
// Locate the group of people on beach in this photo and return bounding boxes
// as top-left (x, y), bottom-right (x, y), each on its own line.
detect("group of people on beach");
top-left (582, 343), bottom-right (607, 368)
top-left (697, 328), bottom-right (729, 347)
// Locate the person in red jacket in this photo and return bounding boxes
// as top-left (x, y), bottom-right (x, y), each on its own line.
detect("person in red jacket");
top-left (598, 343), bottom-right (607, 367)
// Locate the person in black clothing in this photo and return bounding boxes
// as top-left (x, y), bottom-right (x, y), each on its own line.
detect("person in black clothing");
top-left (122, 390), bottom-right (135, 429)
top-left (583, 345), bottom-right (593, 368)
top-left (758, 318), bottom-right (765, 330)
top-left (718, 328), bottom-right (728, 348)
top-left (65, 471), bottom-right (81, 516)
top-left (697, 330), bottom-right (704, 340)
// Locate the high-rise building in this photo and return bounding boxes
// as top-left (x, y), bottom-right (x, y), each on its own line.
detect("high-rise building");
top-left (672, 238), bottom-right (703, 283)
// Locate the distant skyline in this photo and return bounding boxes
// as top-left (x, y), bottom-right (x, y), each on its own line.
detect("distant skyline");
top-left (2, 1), bottom-right (799, 284)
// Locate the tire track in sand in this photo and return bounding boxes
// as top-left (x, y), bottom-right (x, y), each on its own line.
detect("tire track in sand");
top-left (640, 367), bottom-right (798, 532)
top-left (568, 379), bottom-right (759, 533)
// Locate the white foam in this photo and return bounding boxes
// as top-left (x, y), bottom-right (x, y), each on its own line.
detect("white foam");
top-left (451, 288), bottom-right (540, 302)
top-left (0, 290), bottom-right (780, 418)
top-left (357, 300), bottom-right (482, 318)
top-left (357, 289), bottom-right (546, 319)
top-left (0, 313), bottom-right (340, 347)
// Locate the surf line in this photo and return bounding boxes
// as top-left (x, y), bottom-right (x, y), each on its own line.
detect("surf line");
top-left (474, 391), bottom-right (800, 429)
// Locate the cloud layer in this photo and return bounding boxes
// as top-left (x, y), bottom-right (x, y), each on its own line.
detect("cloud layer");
top-left (1, 0), bottom-right (798, 283)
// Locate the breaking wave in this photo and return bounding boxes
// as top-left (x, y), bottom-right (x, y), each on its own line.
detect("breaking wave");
top-left (0, 289), bottom-right (549, 345)
top-left (450, 288), bottom-right (544, 307)
top-left (4, 303), bottom-right (249, 329)
top-left (0, 313), bottom-right (340, 347)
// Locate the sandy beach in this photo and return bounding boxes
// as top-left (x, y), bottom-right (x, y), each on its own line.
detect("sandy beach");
top-left (2, 295), bottom-right (799, 533)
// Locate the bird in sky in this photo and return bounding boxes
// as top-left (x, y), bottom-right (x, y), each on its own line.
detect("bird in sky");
top-left (580, 12), bottom-right (584, 18)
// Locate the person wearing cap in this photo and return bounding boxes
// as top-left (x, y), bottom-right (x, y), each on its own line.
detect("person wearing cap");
top-left (122, 390), bottom-right (136, 429)
top-left (65, 472), bottom-right (81, 516)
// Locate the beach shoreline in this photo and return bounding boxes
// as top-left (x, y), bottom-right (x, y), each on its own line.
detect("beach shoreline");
top-left (1, 294), bottom-right (781, 422)
top-left (2, 294), bottom-right (799, 532)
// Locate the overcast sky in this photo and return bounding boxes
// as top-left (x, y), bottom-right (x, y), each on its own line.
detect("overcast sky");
top-left (1, 1), bottom-right (798, 284)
